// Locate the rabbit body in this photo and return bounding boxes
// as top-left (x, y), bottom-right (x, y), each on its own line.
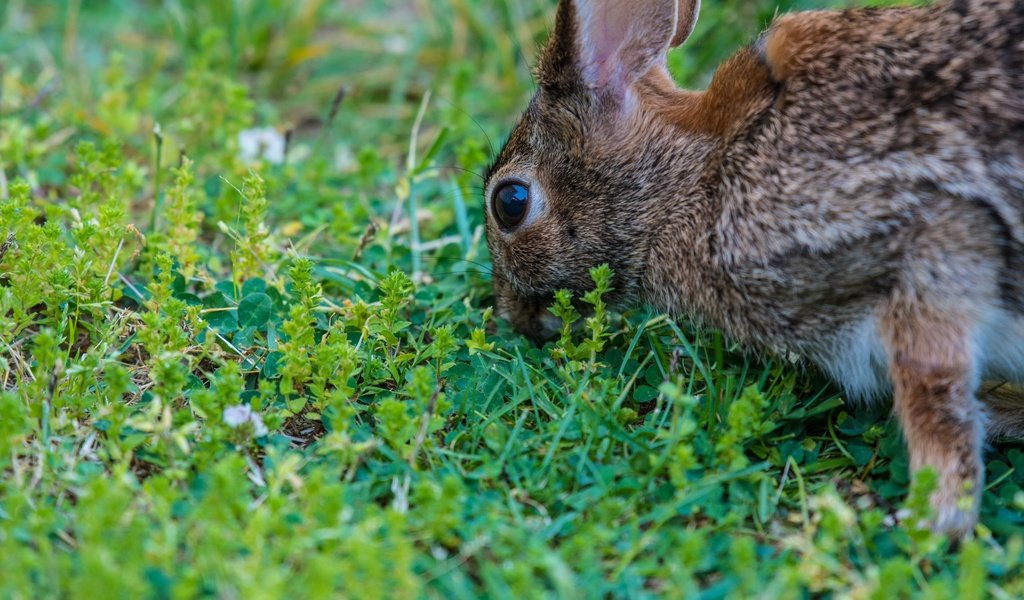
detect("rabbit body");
top-left (653, 1), bottom-right (1024, 391)
top-left (484, 0), bottom-right (1023, 536)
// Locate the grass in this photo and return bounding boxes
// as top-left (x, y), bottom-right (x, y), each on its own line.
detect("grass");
top-left (1, 0), bottom-right (1022, 597)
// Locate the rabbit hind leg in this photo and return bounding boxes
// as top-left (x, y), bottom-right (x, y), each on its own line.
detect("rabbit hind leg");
top-left (879, 299), bottom-right (985, 538)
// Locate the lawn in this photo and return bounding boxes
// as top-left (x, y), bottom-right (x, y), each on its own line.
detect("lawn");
top-left (1, 0), bottom-right (1022, 597)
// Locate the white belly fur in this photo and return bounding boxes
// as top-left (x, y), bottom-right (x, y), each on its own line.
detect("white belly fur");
top-left (807, 309), bottom-right (1024, 403)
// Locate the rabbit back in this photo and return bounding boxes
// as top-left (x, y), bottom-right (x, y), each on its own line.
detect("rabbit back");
top-left (688, 0), bottom-right (1024, 395)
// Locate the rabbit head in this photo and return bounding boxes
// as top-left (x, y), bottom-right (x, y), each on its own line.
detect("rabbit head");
top-left (484, 0), bottom-right (708, 341)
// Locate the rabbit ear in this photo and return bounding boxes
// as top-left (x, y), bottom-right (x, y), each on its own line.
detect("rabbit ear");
top-left (538, 0), bottom-right (699, 97)
top-left (671, 0), bottom-right (701, 48)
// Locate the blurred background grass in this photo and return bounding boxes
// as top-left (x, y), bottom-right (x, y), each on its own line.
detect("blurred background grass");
top-left (1, 0), bottom-right (849, 175)
top-left (2, 0), bottom-right (886, 265)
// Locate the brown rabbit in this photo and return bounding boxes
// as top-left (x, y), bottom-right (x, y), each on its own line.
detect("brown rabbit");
top-left (483, 0), bottom-right (1024, 536)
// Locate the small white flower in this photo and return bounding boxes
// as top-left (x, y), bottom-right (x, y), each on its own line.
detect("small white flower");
top-left (238, 127), bottom-right (286, 165)
top-left (383, 34), bottom-right (409, 54)
top-left (222, 404), bottom-right (252, 427)
top-left (223, 404), bottom-right (269, 437)
top-left (333, 145), bottom-right (355, 172)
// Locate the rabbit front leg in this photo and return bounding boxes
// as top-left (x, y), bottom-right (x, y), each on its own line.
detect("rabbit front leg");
top-left (879, 299), bottom-right (985, 538)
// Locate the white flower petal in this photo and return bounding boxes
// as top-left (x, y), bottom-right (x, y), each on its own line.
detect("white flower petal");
top-left (249, 413), bottom-right (269, 438)
top-left (238, 127), bottom-right (286, 165)
top-left (223, 404), bottom-right (254, 428)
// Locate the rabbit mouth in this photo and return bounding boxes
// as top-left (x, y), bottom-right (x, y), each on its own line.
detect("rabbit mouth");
top-left (513, 308), bottom-right (562, 345)
top-left (494, 284), bottom-right (612, 345)
top-left (494, 291), bottom-right (562, 344)
top-left (491, 277), bottom-right (561, 343)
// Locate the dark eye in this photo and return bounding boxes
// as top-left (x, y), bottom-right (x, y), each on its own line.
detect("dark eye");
top-left (491, 182), bottom-right (530, 230)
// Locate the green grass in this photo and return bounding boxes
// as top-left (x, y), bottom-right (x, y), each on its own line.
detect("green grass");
top-left (1, 0), bottom-right (1022, 597)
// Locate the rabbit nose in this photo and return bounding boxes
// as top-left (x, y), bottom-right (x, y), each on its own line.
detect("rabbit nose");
top-left (496, 297), bottom-right (560, 344)
top-left (531, 311), bottom-right (562, 343)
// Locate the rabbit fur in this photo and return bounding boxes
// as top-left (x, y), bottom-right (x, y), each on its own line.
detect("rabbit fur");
top-left (483, 0), bottom-right (1024, 537)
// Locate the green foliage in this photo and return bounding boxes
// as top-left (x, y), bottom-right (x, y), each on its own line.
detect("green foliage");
top-left (228, 172), bottom-right (274, 284)
top-left (0, 0), bottom-right (1022, 598)
top-left (278, 257), bottom-right (322, 398)
top-left (716, 385), bottom-right (774, 469)
top-left (156, 157), bottom-right (204, 278)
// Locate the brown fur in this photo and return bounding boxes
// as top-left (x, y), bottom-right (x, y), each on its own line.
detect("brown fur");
top-left (484, 0), bottom-right (1024, 537)
top-left (984, 382), bottom-right (1024, 437)
top-left (760, 11), bottom-right (845, 81)
top-left (640, 48), bottom-right (777, 137)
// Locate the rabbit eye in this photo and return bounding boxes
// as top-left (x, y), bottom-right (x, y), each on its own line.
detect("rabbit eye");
top-left (492, 182), bottom-right (530, 230)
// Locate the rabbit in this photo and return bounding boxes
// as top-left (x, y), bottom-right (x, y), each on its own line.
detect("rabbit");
top-left (483, 0), bottom-right (1024, 537)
